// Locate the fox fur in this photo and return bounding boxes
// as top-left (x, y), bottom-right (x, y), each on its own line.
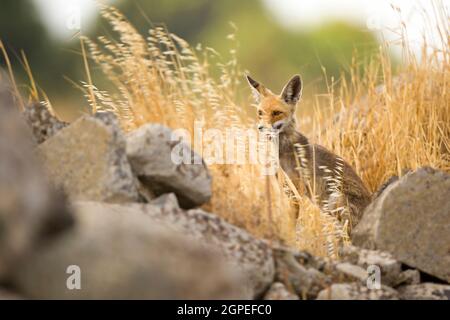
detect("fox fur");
top-left (246, 74), bottom-right (371, 231)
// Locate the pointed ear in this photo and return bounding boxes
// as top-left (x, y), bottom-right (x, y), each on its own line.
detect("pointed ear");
top-left (281, 75), bottom-right (302, 105)
top-left (246, 75), bottom-right (267, 103)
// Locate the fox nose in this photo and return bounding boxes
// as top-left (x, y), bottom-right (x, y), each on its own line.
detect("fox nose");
top-left (273, 123), bottom-right (283, 130)
top-left (257, 125), bottom-right (264, 131)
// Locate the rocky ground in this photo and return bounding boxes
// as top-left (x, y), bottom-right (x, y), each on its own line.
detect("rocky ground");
top-left (0, 77), bottom-right (449, 300)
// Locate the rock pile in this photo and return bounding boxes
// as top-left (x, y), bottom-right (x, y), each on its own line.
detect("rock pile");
top-left (0, 78), bottom-right (449, 299)
top-left (0, 84), bottom-right (73, 280)
top-left (353, 167), bottom-right (450, 283)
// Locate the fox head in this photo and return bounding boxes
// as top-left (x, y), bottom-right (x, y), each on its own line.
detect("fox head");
top-left (246, 74), bottom-right (302, 133)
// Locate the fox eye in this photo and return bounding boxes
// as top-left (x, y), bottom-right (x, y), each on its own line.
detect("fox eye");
top-left (257, 110), bottom-right (263, 117)
top-left (272, 111), bottom-right (283, 116)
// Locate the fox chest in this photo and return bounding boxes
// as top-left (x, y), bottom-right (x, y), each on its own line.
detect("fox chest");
top-left (278, 150), bottom-right (328, 200)
top-left (279, 152), bottom-right (298, 182)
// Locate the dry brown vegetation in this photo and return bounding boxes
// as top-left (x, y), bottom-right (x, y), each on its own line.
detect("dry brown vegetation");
top-left (84, 4), bottom-right (449, 258)
top-left (5, 4), bottom-right (449, 258)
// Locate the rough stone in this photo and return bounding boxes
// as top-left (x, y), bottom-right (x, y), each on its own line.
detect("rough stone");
top-left (0, 288), bottom-right (23, 300)
top-left (22, 102), bottom-right (68, 144)
top-left (273, 247), bottom-right (329, 299)
top-left (339, 245), bottom-right (402, 286)
top-left (353, 167), bottom-right (450, 283)
top-left (73, 194), bottom-right (275, 298)
top-left (38, 112), bottom-right (139, 203)
top-left (126, 124), bottom-right (212, 208)
top-left (316, 283), bottom-right (399, 300)
top-left (394, 269), bottom-right (421, 287)
top-left (398, 283), bottom-right (450, 300)
top-left (263, 282), bottom-right (299, 300)
top-left (11, 201), bottom-right (246, 299)
top-left (0, 78), bottom-right (73, 279)
top-left (334, 263), bottom-right (368, 282)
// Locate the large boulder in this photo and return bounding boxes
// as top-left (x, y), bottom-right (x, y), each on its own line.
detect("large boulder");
top-left (0, 78), bottom-right (73, 279)
top-left (73, 194), bottom-right (275, 298)
top-left (353, 167), bottom-right (450, 283)
top-left (38, 112), bottom-right (139, 203)
top-left (150, 194), bottom-right (275, 297)
top-left (11, 201), bottom-right (246, 299)
top-left (126, 124), bottom-right (212, 209)
top-left (22, 102), bottom-right (68, 144)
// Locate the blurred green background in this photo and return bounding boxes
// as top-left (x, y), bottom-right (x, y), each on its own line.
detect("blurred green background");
top-left (0, 0), bottom-right (382, 120)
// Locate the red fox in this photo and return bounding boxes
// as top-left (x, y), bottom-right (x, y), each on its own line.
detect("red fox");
top-left (246, 74), bottom-right (371, 232)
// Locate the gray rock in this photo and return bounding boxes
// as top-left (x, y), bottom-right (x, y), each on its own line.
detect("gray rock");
top-left (339, 245), bottom-right (402, 286)
top-left (316, 283), bottom-right (399, 300)
top-left (290, 249), bottom-right (328, 272)
top-left (394, 269), bottom-right (421, 287)
top-left (126, 124), bottom-right (212, 208)
top-left (22, 102), bottom-right (68, 144)
top-left (74, 194), bottom-right (274, 298)
top-left (38, 112), bottom-right (139, 203)
top-left (398, 283), bottom-right (450, 300)
top-left (11, 201), bottom-right (246, 299)
top-left (334, 263), bottom-right (368, 282)
top-left (0, 288), bottom-right (23, 300)
top-left (353, 167), bottom-right (450, 283)
top-left (0, 79), bottom-right (73, 279)
top-left (263, 282), bottom-right (299, 300)
top-left (273, 247), bottom-right (329, 299)
top-left (148, 193), bottom-right (275, 298)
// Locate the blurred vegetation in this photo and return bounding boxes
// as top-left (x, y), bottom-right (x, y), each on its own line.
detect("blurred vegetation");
top-left (0, 0), bottom-right (84, 100)
top-left (111, 0), bottom-right (380, 93)
top-left (1, 0), bottom-right (381, 118)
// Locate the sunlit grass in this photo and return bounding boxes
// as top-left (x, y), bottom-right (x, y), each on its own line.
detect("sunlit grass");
top-left (3, 3), bottom-right (448, 259)
top-left (80, 4), bottom-right (449, 258)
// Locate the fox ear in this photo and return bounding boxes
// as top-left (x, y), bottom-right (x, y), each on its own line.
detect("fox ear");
top-left (246, 75), bottom-right (267, 103)
top-left (281, 75), bottom-right (302, 105)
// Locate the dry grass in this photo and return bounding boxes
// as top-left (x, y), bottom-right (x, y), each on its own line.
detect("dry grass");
top-left (312, 44), bottom-right (450, 194)
top-left (80, 4), bottom-right (449, 258)
top-left (81, 6), bottom-right (299, 247)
